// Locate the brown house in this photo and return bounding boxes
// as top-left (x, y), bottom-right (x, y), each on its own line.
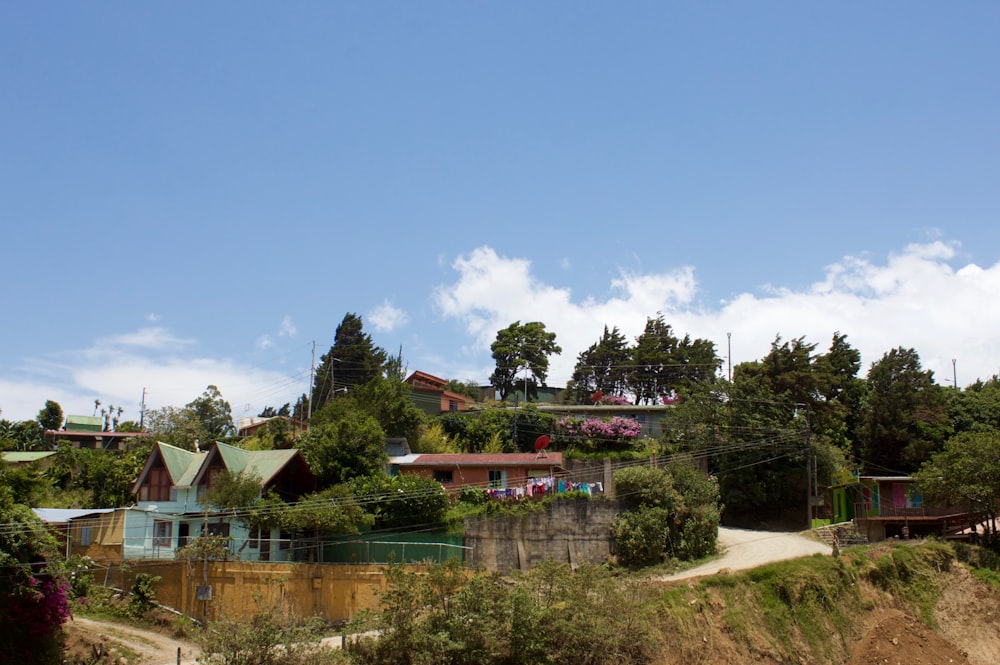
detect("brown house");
top-left (44, 414), bottom-right (151, 450)
top-left (404, 371), bottom-right (475, 415)
top-left (391, 452), bottom-right (563, 492)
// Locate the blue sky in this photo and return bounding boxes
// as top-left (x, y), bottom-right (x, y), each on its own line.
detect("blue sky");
top-left (2, 3), bottom-right (999, 423)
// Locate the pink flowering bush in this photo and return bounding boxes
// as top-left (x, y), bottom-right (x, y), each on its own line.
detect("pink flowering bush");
top-left (596, 394), bottom-right (632, 406)
top-left (3, 575), bottom-right (71, 662)
top-left (558, 415), bottom-right (643, 455)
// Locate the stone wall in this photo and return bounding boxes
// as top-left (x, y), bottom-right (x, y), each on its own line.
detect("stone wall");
top-left (464, 498), bottom-right (623, 571)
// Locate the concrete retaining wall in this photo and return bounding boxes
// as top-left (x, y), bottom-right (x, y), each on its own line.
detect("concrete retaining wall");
top-left (464, 498), bottom-right (622, 571)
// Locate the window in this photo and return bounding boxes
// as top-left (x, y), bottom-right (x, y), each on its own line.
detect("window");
top-left (488, 470), bottom-right (506, 489)
top-left (153, 520), bottom-right (172, 547)
top-left (141, 467), bottom-right (171, 502)
top-left (448, 400), bottom-right (458, 411)
top-left (80, 526), bottom-right (92, 547)
top-left (433, 470), bottom-right (454, 484)
top-left (249, 527), bottom-right (260, 549)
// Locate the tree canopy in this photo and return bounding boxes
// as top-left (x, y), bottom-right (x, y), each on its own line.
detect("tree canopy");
top-left (489, 321), bottom-right (561, 402)
top-left (310, 313), bottom-right (388, 415)
top-left (859, 347), bottom-right (951, 473)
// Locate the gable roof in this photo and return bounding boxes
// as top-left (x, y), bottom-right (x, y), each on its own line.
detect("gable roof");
top-left (405, 370), bottom-right (447, 389)
top-left (194, 441), bottom-right (307, 488)
top-left (131, 442), bottom-right (208, 494)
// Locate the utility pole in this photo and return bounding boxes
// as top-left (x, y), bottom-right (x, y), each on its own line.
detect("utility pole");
top-left (139, 388), bottom-right (147, 429)
top-left (952, 358), bottom-right (958, 390)
top-left (308, 342), bottom-right (316, 420)
top-left (727, 332), bottom-right (732, 382)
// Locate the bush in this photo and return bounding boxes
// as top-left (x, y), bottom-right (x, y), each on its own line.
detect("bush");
top-left (198, 603), bottom-right (343, 665)
top-left (612, 506), bottom-right (671, 566)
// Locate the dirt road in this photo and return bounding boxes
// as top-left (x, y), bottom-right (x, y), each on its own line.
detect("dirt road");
top-left (659, 526), bottom-right (832, 582)
top-left (67, 616), bottom-right (200, 665)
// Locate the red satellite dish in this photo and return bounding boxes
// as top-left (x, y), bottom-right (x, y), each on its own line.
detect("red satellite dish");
top-left (534, 435), bottom-right (551, 451)
top-left (591, 391), bottom-right (604, 404)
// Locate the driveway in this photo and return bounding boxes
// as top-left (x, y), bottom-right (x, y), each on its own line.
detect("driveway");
top-left (658, 526), bottom-right (832, 582)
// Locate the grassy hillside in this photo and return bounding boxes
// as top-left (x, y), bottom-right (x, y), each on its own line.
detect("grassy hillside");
top-left (649, 540), bottom-right (1000, 665)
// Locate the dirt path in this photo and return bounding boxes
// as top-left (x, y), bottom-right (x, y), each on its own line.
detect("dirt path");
top-left (659, 526), bottom-right (832, 582)
top-left (67, 616), bottom-right (200, 665)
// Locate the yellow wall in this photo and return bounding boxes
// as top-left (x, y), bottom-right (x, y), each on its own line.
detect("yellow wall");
top-left (109, 561), bottom-right (415, 623)
top-left (69, 510), bottom-right (126, 563)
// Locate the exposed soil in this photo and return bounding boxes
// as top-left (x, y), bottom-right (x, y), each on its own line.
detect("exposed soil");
top-left (848, 609), bottom-right (969, 665)
top-left (63, 613), bottom-right (200, 665)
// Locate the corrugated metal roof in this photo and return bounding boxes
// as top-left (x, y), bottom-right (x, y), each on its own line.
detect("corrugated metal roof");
top-left (33, 508), bottom-right (115, 523)
top-left (398, 452), bottom-right (563, 466)
top-left (2, 451), bottom-right (57, 463)
top-left (157, 443), bottom-right (208, 488)
top-left (213, 442), bottom-right (301, 486)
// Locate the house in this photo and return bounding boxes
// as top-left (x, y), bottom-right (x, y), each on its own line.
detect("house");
top-left (479, 384), bottom-right (565, 404)
top-left (2, 451), bottom-right (57, 466)
top-left (404, 371), bottom-right (475, 415)
top-left (831, 475), bottom-right (971, 541)
top-left (124, 441), bottom-right (316, 561)
top-left (536, 404), bottom-right (673, 439)
top-left (33, 508), bottom-right (125, 563)
top-left (390, 452), bottom-right (564, 492)
top-left (44, 414), bottom-right (151, 450)
top-left (236, 415), bottom-right (308, 438)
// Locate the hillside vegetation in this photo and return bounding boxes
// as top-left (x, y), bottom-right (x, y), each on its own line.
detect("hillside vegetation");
top-left (648, 540), bottom-right (1000, 665)
top-left (343, 540), bottom-right (1000, 665)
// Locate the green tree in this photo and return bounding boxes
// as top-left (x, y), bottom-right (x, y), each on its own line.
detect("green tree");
top-left (947, 376), bottom-right (1000, 434)
top-left (297, 413), bottom-right (388, 487)
top-left (489, 321), bottom-right (561, 402)
top-left (628, 315), bottom-right (719, 404)
top-left (0, 419), bottom-right (44, 451)
top-left (311, 313), bottom-right (388, 415)
top-left (568, 325), bottom-right (632, 404)
top-left (915, 431), bottom-right (1000, 544)
top-left (76, 445), bottom-right (152, 507)
top-left (282, 485), bottom-right (373, 560)
top-left (347, 375), bottom-right (425, 443)
top-left (200, 469), bottom-right (264, 513)
top-left (443, 378), bottom-right (480, 401)
top-left (859, 347), bottom-right (951, 473)
top-left (348, 474), bottom-right (449, 530)
top-left (258, 403), bottom-right (292, 418)
top-left (36, 400), bottom-right (64, 431)
top-left (612, 461), bottom-right (720, 563)
top-left (186, 385), bottom-right (235, 440)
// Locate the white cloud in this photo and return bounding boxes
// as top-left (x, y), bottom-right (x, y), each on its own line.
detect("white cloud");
top-left (145, 313), bottom-right (160, 322)
top-left (2, 326), bottom-right (306, 423)
top-left (257, 335), bottom-right (274, 350)
top-left (93, 327), bottom-right (193, 352)
top-left (279, 315), bottom-right (297, 337)
top-left (434, 242), bottom-right (1000, 390)
top-left (368, 300), bottom-right (409, 332)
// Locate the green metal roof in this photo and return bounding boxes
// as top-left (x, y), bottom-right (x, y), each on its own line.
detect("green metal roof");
top-left (2, 451), bottom-right (57, 463)
top-left (157, 443), bottom-right (208, 488)
top-left (65, 415), bottom-right (104, 431)
top-left (213, 441), bottom-right (299, 486)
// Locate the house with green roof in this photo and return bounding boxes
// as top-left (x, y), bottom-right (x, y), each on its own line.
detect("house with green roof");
top-left (124, 441), bottom-right (315, 561)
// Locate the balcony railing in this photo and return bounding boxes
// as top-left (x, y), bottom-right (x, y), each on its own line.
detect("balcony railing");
top-left (854, 501), bottom-right (965, 519)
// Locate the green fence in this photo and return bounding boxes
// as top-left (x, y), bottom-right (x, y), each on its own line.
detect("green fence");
top-left (317, 531), bottom-right (469, 565)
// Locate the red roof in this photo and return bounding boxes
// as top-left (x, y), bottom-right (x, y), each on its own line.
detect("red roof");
top-left (401, 452), bottom-right (562, 467)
